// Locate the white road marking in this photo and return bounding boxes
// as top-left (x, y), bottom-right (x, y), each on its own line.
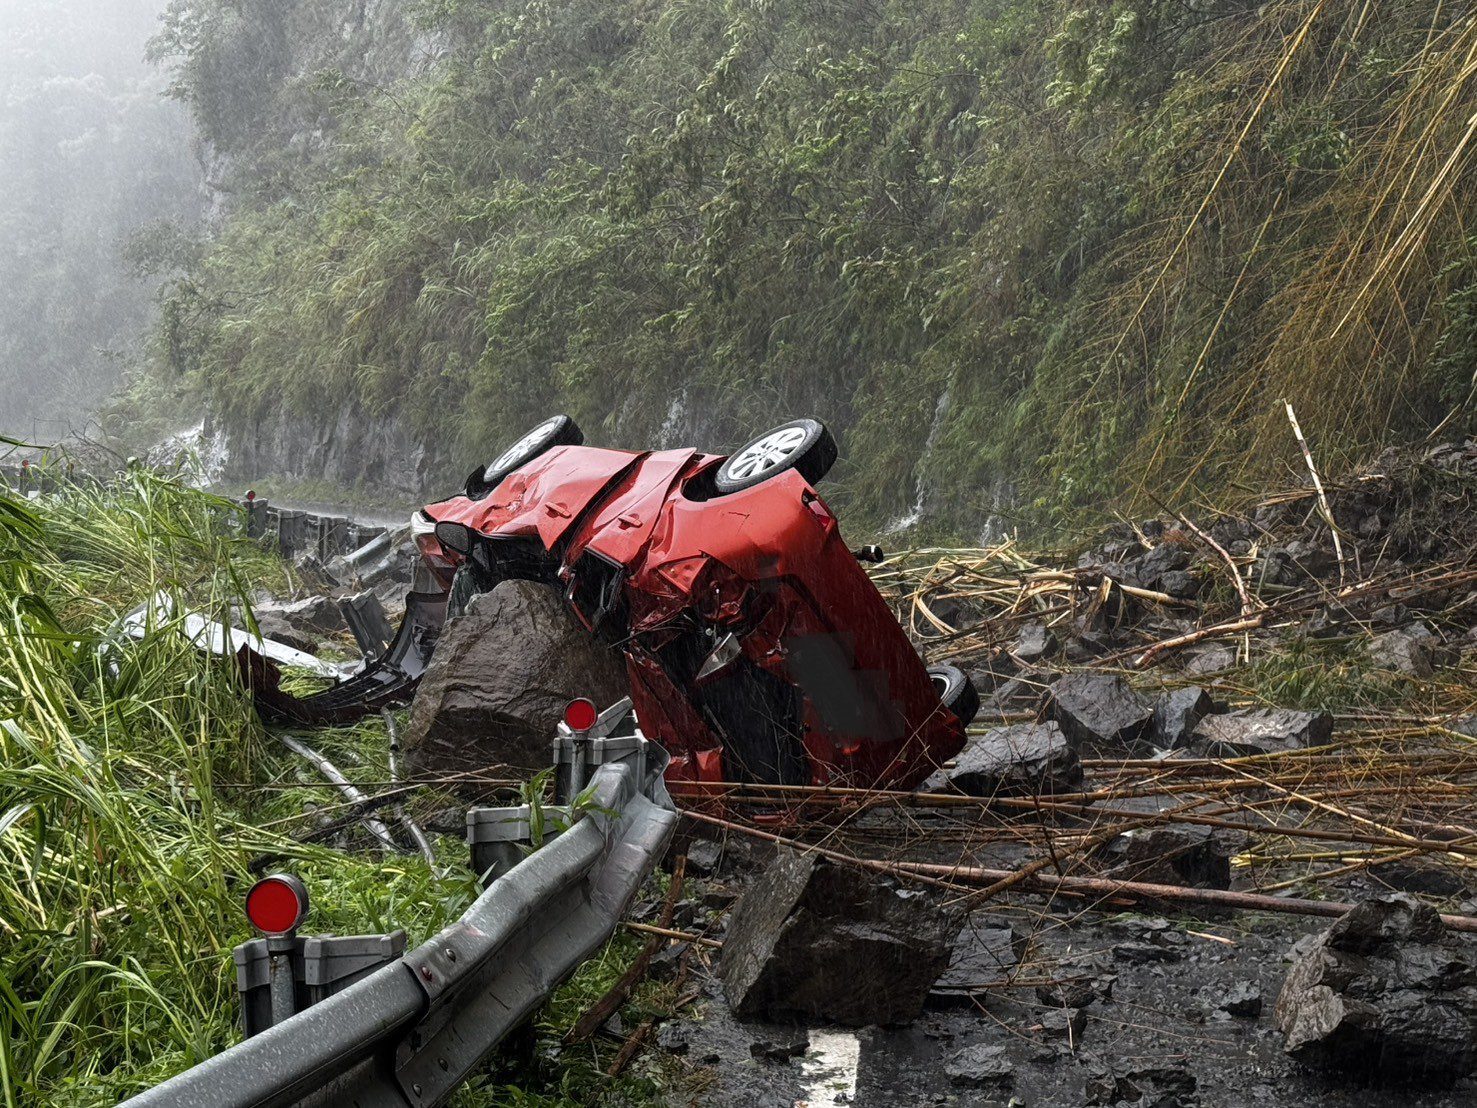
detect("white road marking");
top-left (795, 1028), bottom-right (861, 1108)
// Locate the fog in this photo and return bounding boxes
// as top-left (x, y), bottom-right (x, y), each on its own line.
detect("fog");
top-left (0, 0), bottom-right (202, 440)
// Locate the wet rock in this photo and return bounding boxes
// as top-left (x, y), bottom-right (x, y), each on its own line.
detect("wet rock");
top-left (1014, 620), bottom-right (1057, 663)
top-left (1275, 893), bottom-right (1477, 1085)
top-left (648, 942), bottom-right (688, 982)
top-left (1253, 548), bottom-right (1301, 587)
top-left (657, 1022), bottom-right (690, 1054)
top-left (969, 651), bottom-right (1021, 695)
top-left (402, 581), bottom-right (630, 777)
top-left (1182, 645), bottom-right (1237, 677)
top-left (1131, 544), bottom-right (1191, 592)
top-left (944, 1043), bottom-right (1013, 1087)
top-left (1190, 707), bottom-right (1333, 757)
top-left (749, 1029), bottom-right (808, 1062)
top-left (1150, 686), bottom-right (1215, 749)
top-left (251, 612), bottom-right (318, 653)
top-left (930, 915), bottom-right (1026, 1003)
top-left (1158, 569), bottom-right (1201, 599)
top-left (685, 839), bottom-right (723, 877)
top-left (256, 595), bottom-right (342, 636)
top-left (1037, 978), bottom-right (1097, 1009)
top-left (1112, 941), bottom-right (1184, 965)
top-left (1085, 1060), bottom-right (1197, 1106)
top-left (1048, 674), bottom-right (1153, 749)
top-left (1039, 1006), bottom-right (1088, 1042)
top-left (720, 848), bottom-right (959, 1026)
top-left (922, 722), bottom-right (1082, 796)
top-left (1099, 823), bottom-right (1234, 889)
top-left (1216, 981), bottom-right (1263, 1019)
top-left (1367, 622), bottom-right (1446, 677)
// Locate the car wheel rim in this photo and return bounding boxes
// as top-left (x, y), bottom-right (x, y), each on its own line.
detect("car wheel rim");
top-left (931, 673), bottom-right (950, 699)
top-left (489, 417), bottom-right (561, 474)
top-left (727, 426), bottom-right (809, 481)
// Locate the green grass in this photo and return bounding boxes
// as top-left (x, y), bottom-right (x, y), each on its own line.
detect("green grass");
top-left (0, 468), bottom-right (674, 1106)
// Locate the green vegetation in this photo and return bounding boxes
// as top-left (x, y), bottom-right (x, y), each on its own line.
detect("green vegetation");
top-left (134, 0), bottom-right (1477, 532)
top-left (0, 470), bottom-right (664, 1105)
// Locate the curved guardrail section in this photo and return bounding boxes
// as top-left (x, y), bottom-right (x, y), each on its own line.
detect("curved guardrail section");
top-left (124, 754), bottom-right (677, 1108)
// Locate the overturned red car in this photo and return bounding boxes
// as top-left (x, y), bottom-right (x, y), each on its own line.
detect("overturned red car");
top-left (410, 415), bottom-right (977, 789)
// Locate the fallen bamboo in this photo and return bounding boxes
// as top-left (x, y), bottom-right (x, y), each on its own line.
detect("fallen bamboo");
top-left (682, 809), bottom-right (1477, 934)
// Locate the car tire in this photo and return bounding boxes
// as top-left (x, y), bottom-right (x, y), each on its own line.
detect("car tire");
top-left (468, 414), bottom-right (584, 495)
top-left (713, 417), bottom-right (837, 494)
top-left (929, 664), bottom-right (980, 727)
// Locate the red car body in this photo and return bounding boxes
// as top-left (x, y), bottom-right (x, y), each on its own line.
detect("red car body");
top-left (416, 444), bottom-right (966, 790)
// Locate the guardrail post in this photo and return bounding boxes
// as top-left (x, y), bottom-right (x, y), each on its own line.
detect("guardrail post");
top-left (267, 935), bottom-right (297, 1027)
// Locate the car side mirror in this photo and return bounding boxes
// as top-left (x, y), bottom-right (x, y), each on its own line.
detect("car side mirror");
top-left (435, 521), bottom-right (475, 556)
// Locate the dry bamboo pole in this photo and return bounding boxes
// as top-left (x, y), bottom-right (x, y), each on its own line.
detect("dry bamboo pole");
top-left (683, 810), bottom-right (1477, 935)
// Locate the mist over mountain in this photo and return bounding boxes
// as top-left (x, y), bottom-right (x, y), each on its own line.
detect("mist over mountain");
top-left (0, 0), bottom-right (202, 440)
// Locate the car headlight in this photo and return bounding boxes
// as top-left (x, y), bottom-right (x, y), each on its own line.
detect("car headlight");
top-left (411, 510), bottom-right (436, 537)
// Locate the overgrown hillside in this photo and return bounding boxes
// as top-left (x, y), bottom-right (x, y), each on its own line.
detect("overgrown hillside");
top-left (137, 0), bottom-right (1477, 533)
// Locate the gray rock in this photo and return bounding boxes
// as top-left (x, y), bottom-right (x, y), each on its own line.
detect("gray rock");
top-left (945, 1043), bottom-right (1013, 1087)
top-left (1158, 569), bottom-right (1201, 599)
top-left (1040, 1006), bottom-right (1088, 1042)
top-left (256, 594), bottom-right (342, 635)
top-left (1183, 645), bottom-right (1237, 676)
top-left (1014, 621), bottom-right (1057, 663)
top-left (1367, 623), bottom-right (1445, 677)
top-left (749, 1030), bottom-right (808, 1062)
top-left (931, 915), bottom-right (1026, 1003)
top-left (656, 1022), bottom-right (690, 1054)
top-left (923, 722), bottom-right (1082, 796)
top-left (1217, 981), bottom-right (1263, 1019)
top-left (1276, 893), bottom-right (1477, 1085)
top-left (720, 848), bottom-right (960, 1026)
top-left (1151, 686), bottom-right (1215, 749)
top-left (1049, 674), bottom-right (1153, 749)
top-left (1085, 1061), bottom-right (1197, 1106)
top-left (1132, 544), bottom-right (1191, 591)
top-left (1190, 707), bottom-right (1333, 757)
top-left (251, 612), bottom-right (318, 653)
top-left (1098, 823), bottom-right (1234, 889)
top-left (403, 581), bottom-right (630, 778)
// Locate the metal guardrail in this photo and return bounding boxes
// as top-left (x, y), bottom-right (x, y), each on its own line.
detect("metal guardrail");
top-left (124, 751), bottom-right (677, 1108)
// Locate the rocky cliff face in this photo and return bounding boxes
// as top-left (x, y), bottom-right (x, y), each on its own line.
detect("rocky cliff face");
top-left (223, 401), bottom-right (435, 497)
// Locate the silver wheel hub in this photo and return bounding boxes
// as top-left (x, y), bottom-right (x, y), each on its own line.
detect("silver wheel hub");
top-left (489, 417), bottom-right (561, 474)
top-left (726, 426), bottom-right (809, 481)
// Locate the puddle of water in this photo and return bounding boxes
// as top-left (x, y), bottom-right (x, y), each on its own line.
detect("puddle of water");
top-left (795, 1028), bottom-right (861, 1108)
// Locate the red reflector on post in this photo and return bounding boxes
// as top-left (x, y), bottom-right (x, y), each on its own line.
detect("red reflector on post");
top-left (245, 874), bottom-right (309, 935)
top-left (563, 697), bottom-right (598, 732)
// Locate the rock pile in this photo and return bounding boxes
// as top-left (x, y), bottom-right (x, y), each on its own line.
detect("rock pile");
top-left (1276, 894), bottom-right (1477, 1086)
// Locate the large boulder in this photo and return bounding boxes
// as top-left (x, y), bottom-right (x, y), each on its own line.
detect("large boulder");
top-left (1276, 894), bottom-right (1477, 1085)
top-left (720, 848), bottom-right (960, 1026)
top-left (1190, 707), bottom-right (1332, 757)
top-left (402, 581), bottom-right (629, 777)
top-left (1048, 674), bottom-right (1153, 749)
top-left (922, 722), bottom-right (1082, 796)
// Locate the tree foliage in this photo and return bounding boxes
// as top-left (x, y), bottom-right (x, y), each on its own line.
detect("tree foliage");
top-left (150, 0), bottom-right (1477, 531)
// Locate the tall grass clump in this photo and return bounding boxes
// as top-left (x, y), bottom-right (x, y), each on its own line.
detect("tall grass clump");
top-left (0, 467), bottom-right (474, 1106)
